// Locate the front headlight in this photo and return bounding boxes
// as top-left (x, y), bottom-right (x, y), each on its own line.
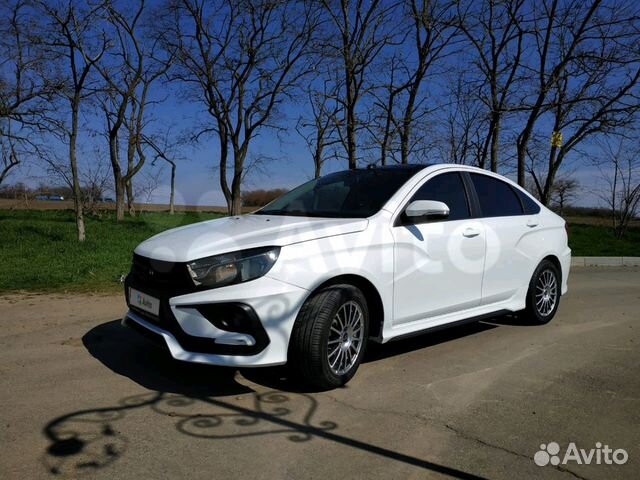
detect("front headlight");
top-left (186, 246), bottom-right (280, 288)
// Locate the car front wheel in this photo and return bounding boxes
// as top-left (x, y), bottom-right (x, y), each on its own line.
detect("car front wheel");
top-left (288, 284), bottom-right (369, 389)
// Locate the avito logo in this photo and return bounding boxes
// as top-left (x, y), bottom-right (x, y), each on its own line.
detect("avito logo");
top-left (535, 442), bottom-right (628, 467)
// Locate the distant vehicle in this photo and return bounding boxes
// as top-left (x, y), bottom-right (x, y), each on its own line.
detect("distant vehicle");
top-left (34, 194), bottom-right (64, 201)
top-left (99, 197), bottom-right (115, 203)
top-left (123, 164), bottom-right (571, 389)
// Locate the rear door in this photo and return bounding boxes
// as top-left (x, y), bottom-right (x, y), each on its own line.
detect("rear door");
top-left (392, 171), bottom-right (485, 326)
top-left (466, 173), bottom-right (535, 305)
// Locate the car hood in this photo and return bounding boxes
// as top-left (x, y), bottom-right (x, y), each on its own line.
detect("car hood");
top-left (134, 214), bottom-right (369, 262)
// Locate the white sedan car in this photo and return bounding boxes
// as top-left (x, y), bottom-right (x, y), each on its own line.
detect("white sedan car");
top-left (124, 164), bottom-right (570, 388)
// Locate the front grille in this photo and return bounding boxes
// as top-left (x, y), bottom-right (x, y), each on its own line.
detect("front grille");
top-left (130, 254), bottom-right (192, 290)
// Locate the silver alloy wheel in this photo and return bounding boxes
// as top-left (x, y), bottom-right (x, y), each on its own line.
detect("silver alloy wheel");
top-left (327, 300), bottom-right (364, 375)
top-left (535, 269), bottom-right (558, 317)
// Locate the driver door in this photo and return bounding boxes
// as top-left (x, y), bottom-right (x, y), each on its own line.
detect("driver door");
top-left (392, 171), bottom-right (485, 326)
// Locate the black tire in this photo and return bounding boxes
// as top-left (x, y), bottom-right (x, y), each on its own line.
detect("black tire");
top-left (522, 259), bottom-right (561, 324)
top-left (288, 284), bottom-right (369, 390)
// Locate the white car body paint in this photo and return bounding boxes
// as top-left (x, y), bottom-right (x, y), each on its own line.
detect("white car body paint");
top-left (124, 164), bottom-right (571, 367)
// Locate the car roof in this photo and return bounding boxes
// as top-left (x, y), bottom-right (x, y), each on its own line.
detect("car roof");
top-left (359, 163), bottom-right (431, 173)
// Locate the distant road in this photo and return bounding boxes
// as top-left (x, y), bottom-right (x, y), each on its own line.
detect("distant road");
top-left (0, 198), bottom-right (255, 213)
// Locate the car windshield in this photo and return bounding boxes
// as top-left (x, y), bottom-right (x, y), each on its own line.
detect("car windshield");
top-left (255, 167), bottom-right (422, 218)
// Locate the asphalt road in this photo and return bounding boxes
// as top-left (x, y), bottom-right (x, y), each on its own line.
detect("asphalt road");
top-left (1, 267), bottom-right (639, 479)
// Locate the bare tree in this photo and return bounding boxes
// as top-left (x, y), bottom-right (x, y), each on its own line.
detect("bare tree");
top-left (0, 124), bottom-right (20, 185)
top-left (0, 0), bottom-right (60, 185)
top-left (320, 0), bottom-right (400, 169)
top-left (516, 0), bottom-right (640, 192)
top-left (39, 144), bottom-right (113, 214)
top-left (162, 0), bottom-right (318, 215)
top-left (439, 74), bottom-right (485, 166)
top-left (40, 0), bottom-right (108, 241)
top-left (596, 136), bottom-right (640, 238)
top-left (81, 148), bottom-right (113, 214)
top-left (550, 177), bottom-right (579, 216)
top-left (397, 0), bottom-right (459, 164)
top-left (133, 167), bottom-right (162, 205)
top-left (296, 78), bottom-right (342, 177)
top-left (457, 0), bottom-right (524, 172)
top-left (367, 54), bottom-right (403, 165)
top-left (97, 0), bottom-right (172, 219)
top-left (144, 131), bottom-right (180, 214)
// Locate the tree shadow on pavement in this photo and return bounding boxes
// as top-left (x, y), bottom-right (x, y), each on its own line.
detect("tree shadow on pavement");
top-left (41, 319), bottom-right (489, 479)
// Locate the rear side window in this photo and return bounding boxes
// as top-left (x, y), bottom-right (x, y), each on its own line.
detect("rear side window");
top-left (470, 173), bottom-right (523, 217)
top-left (411, 172), bottom-right (470, 221)
top-left (515, 188), bottom-right (541, 214)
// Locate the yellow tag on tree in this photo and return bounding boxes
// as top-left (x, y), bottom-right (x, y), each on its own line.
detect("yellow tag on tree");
top-left (551, 131), bottom-right (563, 148)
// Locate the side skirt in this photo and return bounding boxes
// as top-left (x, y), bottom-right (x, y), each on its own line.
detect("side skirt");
top-left (380, 309), bottom-right (511, 344)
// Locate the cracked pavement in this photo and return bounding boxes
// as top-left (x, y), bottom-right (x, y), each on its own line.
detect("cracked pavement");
top-left (1, 267), bottom-right (639, 479)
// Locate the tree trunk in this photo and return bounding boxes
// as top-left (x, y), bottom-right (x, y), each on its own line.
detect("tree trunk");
top-left (126, 178), bottom-right (135, 216)
top-left (314, 141), bottom-right (323, 178)
top-left (516, 136), bottom-right (528, 187)
top-left (541, 146), bottom-right (562, 206)
top-left (490, 117), bottom-right (500, 173)
top-left (380, 90), bottom-right (394, 166)
top-left (230, 147), bottom-right (244, 216)
top-left (400, 85), bottom-right (419, 165)
top-left (230, 172), bottom-right (242, 216)
top-left (169, 162), bottom-right (176, 215)
top-left (70, 98), bottom-right (86, 241)
top-left (115, 177), bottom-right (126, 220)
top-left (109, 133), bottom-right (126, 221)
top-left (218, 134), bottom-right (232, 215)
top-left (345, 70), bottom-right (357, 169)
top-left (400, 129), bottom-right (409, 165)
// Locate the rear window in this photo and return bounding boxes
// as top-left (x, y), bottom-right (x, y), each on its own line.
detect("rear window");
top-left (515, 188), bottom-right (541, 214)
top-left (470, 173), bottom-right (524, 217)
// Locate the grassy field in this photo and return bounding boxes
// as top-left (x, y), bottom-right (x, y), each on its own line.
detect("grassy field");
top-left (567, 223), bottom-right (639, 256)
top-left (0, 209), bottom-right (638, 293)
top-left (0, 210), bottom-right (222, 293)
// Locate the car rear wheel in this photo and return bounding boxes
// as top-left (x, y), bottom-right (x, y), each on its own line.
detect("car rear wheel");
top-left (523, 259), bottom-right (561, 324)
top-left (288, 284), bottom-right (369, 389)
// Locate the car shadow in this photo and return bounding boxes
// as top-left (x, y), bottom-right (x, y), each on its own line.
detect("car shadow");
top-left (482, 312), bottom-right (543, 327)
top-left (42, 319), bottom-right (488, 479)
top-left (82, 316), bottom-right (517, 393)
top-left (82, 319), bottom-right (252, 397)
top-left (364, 321), bottom-right (498, 363)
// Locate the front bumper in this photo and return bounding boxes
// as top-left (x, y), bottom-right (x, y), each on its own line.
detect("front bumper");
top-left (124, 275), bottom-right (309, 367)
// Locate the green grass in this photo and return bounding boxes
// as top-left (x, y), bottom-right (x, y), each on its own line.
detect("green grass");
top-left (568, 223), bottom-right (640, 257)
top-left (0, 210), bottom-right (222, 293)
top-left (0, 210), bottom-right (637, 293)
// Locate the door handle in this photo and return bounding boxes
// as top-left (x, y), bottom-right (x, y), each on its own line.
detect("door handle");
top-left (527, 219), bottom-right (539, 228)
top-left (462, 227), bottom-right (480, 238)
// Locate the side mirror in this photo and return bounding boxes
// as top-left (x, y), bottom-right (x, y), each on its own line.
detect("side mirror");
top-left (404, 200), bottom-right (450, 221)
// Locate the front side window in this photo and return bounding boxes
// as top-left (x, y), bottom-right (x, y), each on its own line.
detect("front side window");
top-left (256, 168), bottom-right (421, 218)
top-left (470, 173), bottom-right (524, 217)
top-left (409, 172), bottom-right (470, 221)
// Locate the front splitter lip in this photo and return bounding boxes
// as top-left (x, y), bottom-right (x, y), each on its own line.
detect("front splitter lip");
top-left (122, 310), bottom-right (286, 367)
